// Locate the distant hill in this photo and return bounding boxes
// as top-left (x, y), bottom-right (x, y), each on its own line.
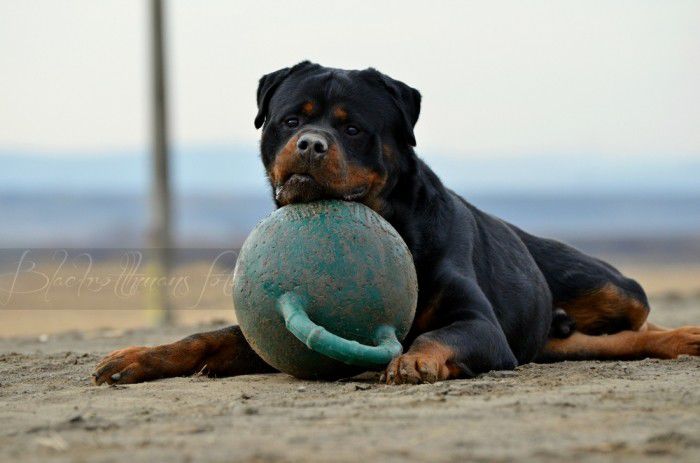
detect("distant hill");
top-left (1, 190), bottom-right (699, 255)
top-left (1, 145), bottom-right (699, 196)
top-left (1, 145), bottom-right (699, 260)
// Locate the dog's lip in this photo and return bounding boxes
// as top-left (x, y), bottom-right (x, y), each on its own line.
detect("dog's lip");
top-left (277, 173), bottom-right (317, 191)
top-left (342, 186), bottom-right (368, 201)
top-left (279, 172), bottom-right (315, 186)
top-left (275, 173), bottom-right (319, 202)
top-left (275, 173), bottom-right (368, 202)
top-left (287, 173), bottom-right (314, 182)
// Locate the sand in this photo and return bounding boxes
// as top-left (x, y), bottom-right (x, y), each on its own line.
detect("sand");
top-left (1, 297), bottom-right (699, 462)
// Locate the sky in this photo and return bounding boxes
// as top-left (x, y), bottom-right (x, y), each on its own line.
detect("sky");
top-left (0, 0), bottom-right (699, 160)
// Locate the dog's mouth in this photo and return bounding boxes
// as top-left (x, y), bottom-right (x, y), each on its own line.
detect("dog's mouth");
top-left (280, 173), bottom-right (315, 189)
top-left (275, 173), bottom-right (368, 205)
top-left (341, 186), bottom-right (368, 201)
top-left (274, 173), bottom-right (317, 203)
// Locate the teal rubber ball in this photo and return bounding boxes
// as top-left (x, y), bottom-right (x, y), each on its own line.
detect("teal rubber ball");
top-left (232, 200), bottom-right (418, 379)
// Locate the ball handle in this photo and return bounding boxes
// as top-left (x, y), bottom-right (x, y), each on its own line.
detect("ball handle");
top-left (277, 292), bottom-right (403, 367)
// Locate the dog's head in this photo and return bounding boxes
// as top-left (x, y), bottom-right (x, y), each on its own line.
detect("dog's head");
top-left (255, 61), bottom-right (421, 212)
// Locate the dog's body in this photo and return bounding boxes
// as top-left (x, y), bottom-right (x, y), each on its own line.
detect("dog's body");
top-left (94, 63), bottom-right (699, 385)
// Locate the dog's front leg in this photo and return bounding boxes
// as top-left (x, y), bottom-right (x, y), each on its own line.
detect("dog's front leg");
top-left (382, 276), bottom-right (517, 384)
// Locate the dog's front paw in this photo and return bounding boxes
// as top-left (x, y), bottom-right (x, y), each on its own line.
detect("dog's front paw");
top-left (380, 350), bottom-right (454, 385)
top-left (92, 346), bottom-right (156, 385)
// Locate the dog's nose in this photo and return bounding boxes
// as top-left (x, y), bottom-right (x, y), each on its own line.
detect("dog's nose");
top-left (296, 132), bottom-right (328, 159)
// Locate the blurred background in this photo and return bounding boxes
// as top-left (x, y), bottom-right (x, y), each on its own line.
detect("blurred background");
top-left (1, 0), bottom-right (698, 336)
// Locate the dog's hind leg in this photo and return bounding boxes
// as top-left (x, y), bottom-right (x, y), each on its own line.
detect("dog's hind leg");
top-left (538, 327), bottom-right (700, 361)
top-left (92, 325), bottom-right (275, 385)
top-left (643, 321), bottom-right (670, 332)
top-left (549, 308), bottom-right (576, 338)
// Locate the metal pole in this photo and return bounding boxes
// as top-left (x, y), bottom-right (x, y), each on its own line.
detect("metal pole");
top-left (148, 0), bottom-right (173, 325)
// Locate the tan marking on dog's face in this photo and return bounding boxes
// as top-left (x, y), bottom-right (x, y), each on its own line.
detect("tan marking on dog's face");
top-left (268, 134), bottom-right (387, 212)
top-left (333, 106), bottom-right (348, 122)
top-left (302, 101), bottom-right (314, 115)
top-left (269, 135), bottom-right (300, 185)
top-left (326, 158), bottom-right (387, 212)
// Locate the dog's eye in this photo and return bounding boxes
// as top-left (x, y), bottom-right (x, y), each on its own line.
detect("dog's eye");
top-left (345, 125), bottom-right (360, 136)
top-left (285, 117), bottom-right (299, 128)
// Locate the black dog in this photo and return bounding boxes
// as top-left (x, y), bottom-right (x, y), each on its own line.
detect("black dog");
top-left (94, 62), bottom-right (699, 385)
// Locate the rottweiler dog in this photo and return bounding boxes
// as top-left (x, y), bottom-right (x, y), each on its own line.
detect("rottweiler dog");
top-left (94, 62), bottom-right (700, 385)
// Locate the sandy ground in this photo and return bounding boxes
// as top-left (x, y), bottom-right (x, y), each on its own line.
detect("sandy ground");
top-left (1, 297), bottom-right (699, 462)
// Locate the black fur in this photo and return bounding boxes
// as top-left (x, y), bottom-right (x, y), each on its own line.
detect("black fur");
top-left (91, 62), bottom-right (658, 386)
top-left (256, 62), bottom-right (651, 378)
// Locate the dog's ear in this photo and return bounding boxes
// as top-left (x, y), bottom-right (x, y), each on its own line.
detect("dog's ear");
top-left (254, 61), bottom-right (316, 129)
top-left (364, 69), bottom-right (422, 147)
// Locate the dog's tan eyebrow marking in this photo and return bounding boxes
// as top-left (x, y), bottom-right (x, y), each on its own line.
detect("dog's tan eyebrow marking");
top-left (333, 106), bottom-right (348, 121)
top-left (302, 101), bottom-right (314, 115)
top-left (382, 143), bottom-right (394, 161)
